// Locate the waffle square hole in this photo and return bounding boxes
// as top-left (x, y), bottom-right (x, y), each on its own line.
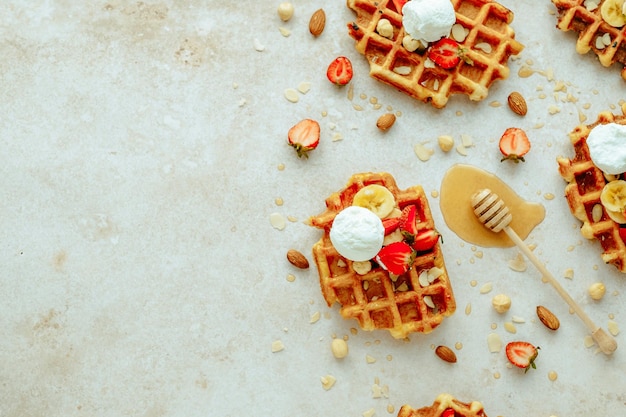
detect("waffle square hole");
top-left (335, 286), bottom-right (358, 306)
top-left (575, 169), bottom-right (604, 195)
top-left (369, 306), bottom-right (395, 328)
top-left (364, 278), bottom-right (389, 302)
top-left (397, 299), bottom-right (422, 324)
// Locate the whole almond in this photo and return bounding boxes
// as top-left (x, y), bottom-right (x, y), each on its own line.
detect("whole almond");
top-left (507, 92), bottom-right (527, 116)
top-left (376, 113), bottom-right (396, 131)
top-left (287, 249), bottom-right (309, 269)
top-left (536, 305), bottom-right (560, 330)
top-left (435, 345), bottom-right (457, 363)
top-left (309, 9), bottom-right (326, 37)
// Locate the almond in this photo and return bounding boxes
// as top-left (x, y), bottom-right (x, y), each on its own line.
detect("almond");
top-left (376, 113), bottom-right (396, 131)
top-left (309, 9), bottom-right (326, 37)
top-left (507, 92), bottom-right (527, 116)
top-left (536, 305), bottom-right (560, 330)
top-left (287, 249), bottom-right (309, 269)
top-left (435, 345), bottom-right (457, 363)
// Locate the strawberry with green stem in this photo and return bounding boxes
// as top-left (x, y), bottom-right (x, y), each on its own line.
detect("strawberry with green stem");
top-left (287, 119), bottom-right (320, 158)
top-left (499, 127), bottom-right (531, 163)
top-left (375, 241), bottom-right (414, 275)
top-left (505, 341), bottom-right (540, 373)
top-left (428, 38), bottom-right (473, 70)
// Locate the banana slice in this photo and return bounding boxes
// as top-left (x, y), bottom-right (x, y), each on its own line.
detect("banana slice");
top-left (601, 0), bottom-right (626, 27)
top-left (352, 184), bottom-right (396, 218)
top-left (606, 207), bottom-right (626, 224)
top-left (600, 180), bottom-right (626, 212)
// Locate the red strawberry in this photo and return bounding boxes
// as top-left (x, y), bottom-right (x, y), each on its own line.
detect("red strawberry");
top-left (382, 217), bottom-right (401, 235)
top-left (499, 127), bottom-right (531, 163)
top-left (428, 38), bottom-right (467, 69)
top-left (619, 225), bottom-right (626, 243)
top-left (412, 229), bottom-right (440, 252)
top-left (375, 241), bottom-right (414, 275)
top-left (399, 205), bottom-right (418, 236)
top-left (288, 119), bottom-right (320, 158)
top-left (327, 56), bottom-right (353, 86)
top-left (391, 0), bottom-right (408, 14)
top-left (505, 341), bottom-right (540, 373)
top-left (442, 409), bottom-right (456, 417)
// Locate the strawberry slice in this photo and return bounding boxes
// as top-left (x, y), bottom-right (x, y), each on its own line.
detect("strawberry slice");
top-left (442, 409), bottom-right (456, 417)
top-left (288, 119), bottom-right (320, 158)
top-left (505, 341), bottom-right (539, 373)
top-left (382, 217), bottom-right (401, 235)
top-left (327, 56), bottom-right (353, 86)
top-left (375, 241), bottom-right (414, 275)
top-left (391, 0), bottom-right (408, 14)
top-left (428, 38), bottom-right (465, 69)
top-left (619, 224), bottom-right (626, 243)
top-left (499, 127), bottom-right (531, 163)
top-left (412, 229), bottom-right (440, 252)
top-left (399, 205), bottom-right (418, 236)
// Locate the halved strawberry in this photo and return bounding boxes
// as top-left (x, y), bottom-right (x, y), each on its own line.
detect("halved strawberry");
top-left (505, 341), bottom-right (539, 373)
top-left (619, 224), bottom-right (626, 243)
top-left (499, 127), bottom-right (531, 163)
top-left (288, 119), bottom-right (320, 158)
top-left (382, 217), bottom-right (401, 235)
top-left (442, 409), bottom-right (456, 417)
top-left (375, 241), bottom-right (414, 275)
top-left (327, 56), bottom-right (353, 86)
top-left (399, 205), bottom-right (418, 236)
top-left (428, 38), bottom-right (468, 70)
top-left (391, 0), bottom-right (408, 14)
top-left (412, 229), bottom-right (440, 252)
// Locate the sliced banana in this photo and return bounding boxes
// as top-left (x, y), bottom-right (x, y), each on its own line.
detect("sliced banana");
top-left (600, 180), bottom-right (626, 212)
top-left (601, 0), bottom-right (626, 27)
top-left (352, 184), bottom-right (396, 218)
top-left (606, 207), bottom-right (626, 224)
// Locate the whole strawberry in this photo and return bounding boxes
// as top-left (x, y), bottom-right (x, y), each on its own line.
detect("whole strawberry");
top-left (288, 119), bottom-right (320, 158)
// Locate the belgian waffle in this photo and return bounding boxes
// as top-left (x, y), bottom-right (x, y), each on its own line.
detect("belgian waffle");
top-left (552, 0), bottom-right (626, 80)
top-left (557, 105), bottom-right (626, 272)
top-left (346, 0), bottom-right (524, 108)
top-left (398, 393), bottom-right (488, 417)
top-left (308, 172), bottom-right (456, 339)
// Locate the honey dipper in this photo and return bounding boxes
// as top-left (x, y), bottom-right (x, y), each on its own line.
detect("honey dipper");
top-left (471, 189), bottom-right (617, 355)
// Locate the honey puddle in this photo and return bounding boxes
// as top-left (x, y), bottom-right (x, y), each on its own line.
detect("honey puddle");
top-left (439, 164), bottom-right (545, 248)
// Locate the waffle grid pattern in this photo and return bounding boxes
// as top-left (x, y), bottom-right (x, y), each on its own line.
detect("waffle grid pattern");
top-left (346, 0), bottom-right (523, 108)
top-left (557, 107), bottom-right (626, 272)
top-left (398, 395), bottom-right (487, 417)
top-left (552, 0), bottom-right (626, 79)
top-left (309, 173), bottom-right (456, 339)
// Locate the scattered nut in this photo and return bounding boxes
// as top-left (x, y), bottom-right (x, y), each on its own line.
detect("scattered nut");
top-left (536, 305), bottom-right (560, 330)
top-left (331, 338), bottom-right (349, 359)
top-left (435, 345), bottom-right (457, 363)
top-left (492, 294), bottom-right (511, 314)
top-left (376, 113), bottom-right (396, 131)
top-left (309, 8), bottom-right (326, 37)
top-left (277, 2), bottom-right (294, 21)
top-left (507, 92), bottom-right (528, 116)
top-left (286, 249), bottom-right (309, 269)
top-left (588, 282), bottom-right (606, 300)
top-left (437, 135), bottom-right (454, 152)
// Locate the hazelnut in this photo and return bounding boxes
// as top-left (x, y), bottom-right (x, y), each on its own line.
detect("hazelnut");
top-left (492, 294), bottom-right (511, 314)
top-left (588, 282), bottom-right (606, 300)
top-left (331, 338), bottom-right (349, 359)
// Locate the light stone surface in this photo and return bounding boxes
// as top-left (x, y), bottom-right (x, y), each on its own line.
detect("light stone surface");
top-left (0, 1), bottom-right (625, 417)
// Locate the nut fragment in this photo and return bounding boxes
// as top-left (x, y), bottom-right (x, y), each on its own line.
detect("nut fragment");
top-left (376, 113), bottom-right (396, 131)
top-left (437, 135), bottom-right (454, 152)
top-left (277, 2), bottom-right (294, 21)
top-left (286, 249), bottom-right (309, 269)
top-left (536, 305), bottom-right (560, 330)
top-left (331, 338), bottom-right (349, 359)
top-left (309, 8), bottom-right (326, 37)
top-left (435, 345), bottom-right (457, 363)
top-left (492, 294), bottom-right (511, 314)
top-left (507, 92), bottom-right (528, 116)
top-left (588, 282), bottom-right (606, 300)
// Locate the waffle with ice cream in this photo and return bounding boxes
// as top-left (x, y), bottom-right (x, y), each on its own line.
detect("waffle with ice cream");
top-left (552, 0), bottom-right (626, 80)
top-left (557, 105), bottom-right (626, 272)
top-left (307, 172), bottom-right (456, 339)
top-left (398, 393), bottom-right (488, 417)
top-left (346, 0), bottom-right (524, 108)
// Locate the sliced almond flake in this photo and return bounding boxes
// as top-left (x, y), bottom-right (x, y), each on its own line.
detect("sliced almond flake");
top-left (504, 322), bottom-right (517, 333)
top-left (395, 282), bottom-right (409, 292)
top-left (475, 42), bottom-right (492, 53)
top-left (310, 311), bottom-right (321, 323)
top-left (511, 315), bottom-right (526, 323)
top-left (284, 88), bottom-right (299, 103)
top-left (414, 142), bottom-right (435, 161)
top-left (424, 58), bottom-right (436, 69)
top-left (553, 80), bottom-right (567, 92)
top-left (602, 32), bottom-right (612, 45)
top-left (479, 282), bottom-right (493, 294)
top-left (461, 134), bottom-right (473, 147)
top-left (279, 27), bottom-right (291, 37)
top-left (366, 354), bottom-right (377, 364)
top-left (331, 132), bottom-right (343, 142)
top-left (424, 295), bottom-right (435, 308)
top-left (487, 333), bottom-right (502, 353)
top-left (347, 84), bottom-right (354, 101)
top-left (489, 100), bottom-right (501, 107)
top-left (428, 267), bottom-right (444, 282)
top-left (253, 38), bottom-right (265, 52)
top-left (337, 259), bottom-right (346, 267)
top-left (353, 104), bottom-right (364, 111)
top-left (418, 270), bottom-right (430, 287)
top-left (271, 340), bottom-right (285, 352)
top-left (393, 66), bottom-right (411, 75)
top-left (363, 408), bottom-right (376, 417)
top-left (608, 320), bottom-right (620, 336)
top-left (433, 79), bottom-right (440, 91)
top-left (508, 252), bottom-right (527, 272)
top-left (270, 212), bottom-right (287, 230)
top-left (465, 303), bottom-right (472, 315)
top-left (451, 23), bottom-right (468, 42)
top-left (584, 0), bottom-right (598, 11)
top-left (353, 261), bottom-right (372, 275)
top-left (297, 81), bottom-right (311, 94)
top-left (321, 375), bottom-right (336, 390)
top-left (548, 105), bottom-right (561, 115)
top-left (583, 334), bottom-right (596, 348)
top-left (455, 144), bottom-right (468, 156)
top-left (563, 268), bottom-right (575, 280)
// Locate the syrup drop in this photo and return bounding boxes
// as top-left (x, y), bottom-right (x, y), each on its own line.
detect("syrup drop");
top-left (439, 164), bottom-right (546, 248)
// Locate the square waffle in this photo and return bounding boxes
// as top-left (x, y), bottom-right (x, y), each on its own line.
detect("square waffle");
top-left (308, 172), bottom-right (456, 339)
top-left (346, 0), bottom-right (524, 108)
top-left (557, 105), bottom-right (626, 272)
top-left (398, 393), bottom-right (488, 417)
top-left (552, 0), bottom-right (626, 80)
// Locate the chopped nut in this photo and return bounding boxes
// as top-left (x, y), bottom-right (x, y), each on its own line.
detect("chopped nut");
top-left (479, 282), bottom-right (493, 294)
top-left (402, 35), bottom-right (423, 52)
top-left (435, 345), bottom-right (457, 363)
top-left (537, 305), bottom-right (560, 330)
top-left (504, 322), bottom-right (517, 333)
top-left (492, 294), bottom-right (512, 313)
top-left (271, 340), bottom-right (285, 352)
top-left (437, 135), bottom-right (454, 152)
top-left (287, 249), bottom-right (310, 269)
top-left (588, 282), bottom-right (606, 300)
top-left (487, 333), bottom-right (502, 353)
top-left (414, 142), bottom-right (435, 161)
top-left (607, 320), bottom-right (620, 336)
top-left (321, 374), bottom-right (336, 390)
top-left (353, 260), bottom-right (372, 275)
top-left (376, 18), bottom-right (394, 39)
top-left (331, 338), bottom-right (349, 359)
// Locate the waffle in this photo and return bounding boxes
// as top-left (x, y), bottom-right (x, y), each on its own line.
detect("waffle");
top-left (307, 172), bottom-right (456, 339)
top-left (346, 0), bottom-right (524, 108)
top-left (552, 0), bottom-right (626, 80)
top-left (398, 393), bottom-right (488, 417)
top-left (557, 105), bottom-right (626, 272)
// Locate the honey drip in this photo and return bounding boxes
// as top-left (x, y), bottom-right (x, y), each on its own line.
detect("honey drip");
top-left (439, 164), bottom-right (546, 248)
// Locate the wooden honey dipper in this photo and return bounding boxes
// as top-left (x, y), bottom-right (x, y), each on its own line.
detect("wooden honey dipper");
top-left (471, 189), bottom-right (617, 355)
